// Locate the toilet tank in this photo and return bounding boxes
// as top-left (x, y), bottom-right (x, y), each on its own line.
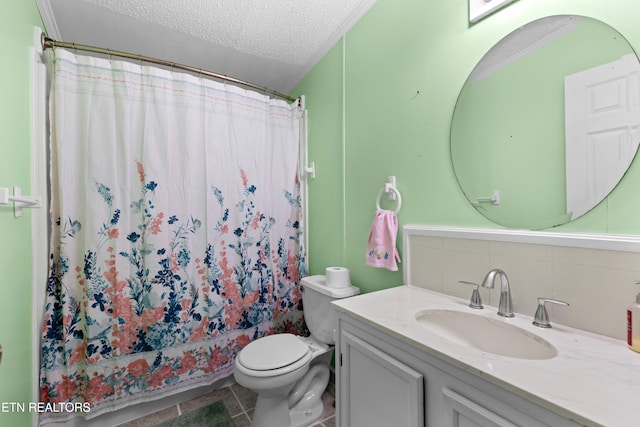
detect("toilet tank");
top-left (301, 275), bottom-right (360, 344)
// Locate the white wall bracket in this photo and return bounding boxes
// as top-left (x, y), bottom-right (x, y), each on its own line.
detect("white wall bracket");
top-left (385, 176), bottom-right (397, 201)
top-left (475, 190), bottom-right (500, 205)
top-left (305, 161), bottom-right (316, 179)
top-left (0, 187), bottom-right (41, 218)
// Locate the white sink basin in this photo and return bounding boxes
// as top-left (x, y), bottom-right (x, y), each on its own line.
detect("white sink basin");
top-left (415, 309), bottom-right (557, 360)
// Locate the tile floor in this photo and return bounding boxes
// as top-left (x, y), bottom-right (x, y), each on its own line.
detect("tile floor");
top-left (118, 379), bottom-right (335, 427)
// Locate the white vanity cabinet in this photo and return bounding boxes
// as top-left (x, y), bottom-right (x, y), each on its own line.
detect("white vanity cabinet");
top-left (336, 313), bottom-right (584, 427)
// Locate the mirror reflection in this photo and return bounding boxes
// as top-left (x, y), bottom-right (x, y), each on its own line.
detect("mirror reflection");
top-left (451, 15), bottom-right (640, 230)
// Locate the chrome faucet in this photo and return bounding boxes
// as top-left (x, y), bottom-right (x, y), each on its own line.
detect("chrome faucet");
top-left (481, 269), bottom-right (514, 318)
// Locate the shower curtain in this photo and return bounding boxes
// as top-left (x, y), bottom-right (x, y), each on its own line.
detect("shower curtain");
top-left (39, 48), bottom-right (306, 422)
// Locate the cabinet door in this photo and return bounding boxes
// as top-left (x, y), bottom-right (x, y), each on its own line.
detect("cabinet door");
top-left (340, 331), bottom-right (424, 427)
top-left (442, 388), bottom-right (518, 427)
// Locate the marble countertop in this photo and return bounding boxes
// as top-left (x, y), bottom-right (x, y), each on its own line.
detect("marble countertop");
top-left (332, 285), bottom-right (640, 427)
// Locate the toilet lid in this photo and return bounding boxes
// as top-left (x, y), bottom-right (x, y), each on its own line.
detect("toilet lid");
top-left (237, 333), bottom-right (310, 371)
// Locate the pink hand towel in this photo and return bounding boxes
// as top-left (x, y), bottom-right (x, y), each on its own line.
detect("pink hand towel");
top-left (366, 209), bottom-right (401, 271)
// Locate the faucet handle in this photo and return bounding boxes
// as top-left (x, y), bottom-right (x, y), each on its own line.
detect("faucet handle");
top-left (458, 281), bottom-right (483, 309)
top-left (533, 297), bottom-right (569, 328)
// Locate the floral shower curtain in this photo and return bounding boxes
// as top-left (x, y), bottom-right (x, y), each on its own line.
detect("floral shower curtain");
top-left (39, 48), bottom-right (306, 422)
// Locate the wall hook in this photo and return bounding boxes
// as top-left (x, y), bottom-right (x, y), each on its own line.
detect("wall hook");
top-left (0, 187), bottom-right (41, 218)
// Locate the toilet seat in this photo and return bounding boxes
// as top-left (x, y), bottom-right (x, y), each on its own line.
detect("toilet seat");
top-left (236, 333), bottom-right (312, 378)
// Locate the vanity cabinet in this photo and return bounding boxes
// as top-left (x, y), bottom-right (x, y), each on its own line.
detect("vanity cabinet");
top-left (336, 314), bottom-right (583, 427)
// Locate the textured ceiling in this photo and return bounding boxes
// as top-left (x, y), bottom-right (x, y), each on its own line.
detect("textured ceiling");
top-left (37, 0), bottom-right (377, 96)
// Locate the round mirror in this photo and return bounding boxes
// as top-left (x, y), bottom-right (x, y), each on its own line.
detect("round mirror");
top-left (451, 15), bottom-right (640, 230)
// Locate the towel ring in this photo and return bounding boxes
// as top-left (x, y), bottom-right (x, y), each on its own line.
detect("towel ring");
top-left (376, 186), bottom-right (402, 215)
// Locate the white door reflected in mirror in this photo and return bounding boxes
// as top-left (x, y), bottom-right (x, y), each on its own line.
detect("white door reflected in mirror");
top-left (564, 54), bottom-right (640, 220)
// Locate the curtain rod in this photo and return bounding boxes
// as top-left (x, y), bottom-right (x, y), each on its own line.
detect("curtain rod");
top-left (41, 33), bottom-right (297, 104)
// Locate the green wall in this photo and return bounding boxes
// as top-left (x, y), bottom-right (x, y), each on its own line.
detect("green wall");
top-left (292, 0), bottom-right (640, 293)
top-left (0, 1), bottom-right (43, 425)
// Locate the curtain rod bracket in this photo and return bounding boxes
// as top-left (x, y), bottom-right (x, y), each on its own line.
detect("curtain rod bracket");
top-left (304, 161), bottom-right (316, 180)
top-left (0, 187), bottom-right (41, 218)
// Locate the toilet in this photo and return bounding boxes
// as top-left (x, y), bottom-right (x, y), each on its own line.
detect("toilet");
top-left (234, 275), bottom-right (360, 427)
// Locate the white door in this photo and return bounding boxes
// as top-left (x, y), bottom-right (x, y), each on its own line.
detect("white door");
top-left (564, 53), bottom-right (640, 219)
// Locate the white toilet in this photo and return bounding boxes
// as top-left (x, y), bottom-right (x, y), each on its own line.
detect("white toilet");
top-left (234, 275), bottom-right (360, 427)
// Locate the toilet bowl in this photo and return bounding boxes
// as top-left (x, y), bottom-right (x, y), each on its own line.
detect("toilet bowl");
top-left (234, 334), bottom-right (332, 427)
top-left (233, 275), bottom-right (360, 427)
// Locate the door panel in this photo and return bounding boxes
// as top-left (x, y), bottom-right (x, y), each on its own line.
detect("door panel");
top-left (565, 53), bottom-right (640, 218)
top-left (340, 331), bottom-right (424, 427)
